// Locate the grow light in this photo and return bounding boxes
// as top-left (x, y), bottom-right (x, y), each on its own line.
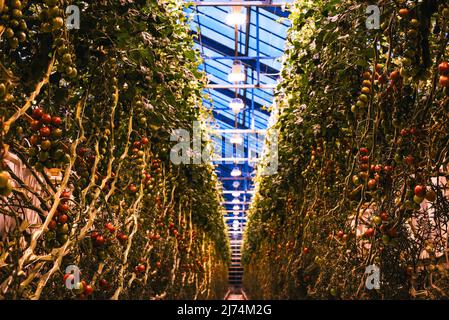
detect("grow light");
top-left (226, 5), bottom-right (246, 25)
top-left (232, 191), bottom-right (241, 198)
top-left (230, 133), bottom-right (243, 145)
top-left (228, 60), bottom-right (246, 83)
top-left (231, 167), bottom-right (242, 177)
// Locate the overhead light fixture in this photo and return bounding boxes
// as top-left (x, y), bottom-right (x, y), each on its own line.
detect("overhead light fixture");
top-left (232, 191), bottom-right (241, 198)
top-left (232, 220), bottom-right (240, 230)
top-left (232, 181), bottom-right (240, 188)
top-left (233, 210), bottom-right (240, 216)
top-left (226, 3), bottom-right (246, 25)
top-left (231, 166), bottom-right (242, 177)
top-left (229, 97), bottom-right (244, 114)
top-left (230, 133), bottom-right (243, 145)
top-left (228, 60), bottom-right (246, 83)
top-left (233, 204), bottom-right (240, 211)
top-left (232, 198), bottom-right (240, 204)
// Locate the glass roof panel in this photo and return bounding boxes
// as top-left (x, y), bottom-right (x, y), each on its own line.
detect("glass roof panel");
top-left (184, 0), bottom-right (292, 219)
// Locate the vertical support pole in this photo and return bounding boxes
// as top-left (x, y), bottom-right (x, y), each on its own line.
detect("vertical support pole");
top-left (256, 6), bottom-right (261, 86)
top-left (251, 70), bottom-right (255, 130)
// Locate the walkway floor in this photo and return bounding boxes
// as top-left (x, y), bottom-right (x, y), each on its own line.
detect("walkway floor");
top-left (226, 293), bottom-right (246, 300)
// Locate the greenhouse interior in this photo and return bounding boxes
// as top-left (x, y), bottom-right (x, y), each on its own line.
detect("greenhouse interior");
top-left (2, 0), bottom-right (449, 304)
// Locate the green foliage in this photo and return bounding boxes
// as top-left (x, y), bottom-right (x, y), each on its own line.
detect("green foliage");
top-left (244, 0), bottom-right (449, 299)
top-left (0, 0), bottom-right (228, 300)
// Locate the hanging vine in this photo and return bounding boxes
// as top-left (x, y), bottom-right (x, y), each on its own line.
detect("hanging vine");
top-left (0, 0), bottom-right (229, 300)
top-left (244, 0), bottom-right (449, 299)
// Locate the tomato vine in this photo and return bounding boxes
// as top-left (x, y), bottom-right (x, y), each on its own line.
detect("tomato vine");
top-left (244, 0), bottom-right (449, 299)
top-left (0, 0), bottom-right (229, 299)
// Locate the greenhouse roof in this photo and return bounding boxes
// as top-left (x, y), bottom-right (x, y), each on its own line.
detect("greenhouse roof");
top-left (184, 0), bottom-right (292, 236)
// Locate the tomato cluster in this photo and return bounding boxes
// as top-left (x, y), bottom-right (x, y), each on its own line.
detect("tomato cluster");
top-left (1, 0), bottom-right (28, 49)
top-left (27, 106), bottom-right (68, 171)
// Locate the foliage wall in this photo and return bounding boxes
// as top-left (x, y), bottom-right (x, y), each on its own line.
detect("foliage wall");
top-left (243, 0), bottom-right (449, 299)
top-left (0, 0), bottom-right (229, 299)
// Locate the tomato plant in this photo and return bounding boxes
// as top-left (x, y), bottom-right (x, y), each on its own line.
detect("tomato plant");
top-left (243, 0), bottom-right (449, 300)
top-left (0, 0), bottom-right (229, 300)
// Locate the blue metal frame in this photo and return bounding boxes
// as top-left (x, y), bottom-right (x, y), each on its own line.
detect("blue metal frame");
top-left (185, 1), bottom-right (292, 231)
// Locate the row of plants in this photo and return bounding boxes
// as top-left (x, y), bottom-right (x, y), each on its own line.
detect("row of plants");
top-left (0, 0), bottom-right (229, 299)
top-left (243, 0), bottom-right (449, 299)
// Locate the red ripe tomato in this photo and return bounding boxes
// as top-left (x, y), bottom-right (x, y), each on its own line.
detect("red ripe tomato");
top-left (99, 279), bottom-right (108, 288)
top-left (303, 247), bottom-right (310, 254)
top-left (84, 284), bottom-right (94, 295)
top-left (39, 126), bottom-right (51, 137)
top-left (398, 8), bottom-right (409, 17)
top-left (156, 261), bottom-right (161, 268)
top-left (336, 230), bottom-right (344, 238)
top-left (90, 231), bottom-right (99, 240)
top-left (359, 155), bottom-right (369, 163)
top-left (400, 128), bottom-right (409, 136)
top-left (120, 234), bottom-right (128, 241)
top-left (58, 203), bottom-right (69, 212)
top-left (58, 214), bottom-right (68, 224)
top-left (439, 75), bottom-right (449, 87)
top-left (128, 184), bottom-right (137, 193)
top-left (360, 163), bottom-right (369, 171)
top-left (51, 116), bottom-right (62, 126)
top-left (439, 61), bottom-right (449, 75)
top-left (32, 107), bottom-right (44, 119)
top-left (414, 185), bottom-right (426, 198)
top-left (105, 223), bottom-right (115, 233)
top-left (359, 147), bottom-right (369, 155)
top-left (367, 179), bottom-right (377, 190)
top-left (384, 165), bottom-right (393, 174)
top-left (380, 211), bottom-right (389, 221)
top-left (30, 135), bottom-right (40, 145)
top-left (405, 155), bottom-right (414, 166)
top-left (137, 264), bottom-right (145, 272)
top-left (374, 165), bottom-right (382, 173)
top-left (41, 113), bottom-right (52, 124)
top-left (31, 120), bottom-right (42, 131)
top-left (48, 220), bottom-right (57, 230)
top-left (133, 141), bottom-right (141, 149)
top-left (95, 235), bottom-right (105, 246)
top-left (390, 70), bottom-right (401, 81)
top-left (141, 137), bottom-right (149, 145)
top-left (364, 228), bottom-right (375, 238)
top-left (61, 191), bottom-right (71, 200)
